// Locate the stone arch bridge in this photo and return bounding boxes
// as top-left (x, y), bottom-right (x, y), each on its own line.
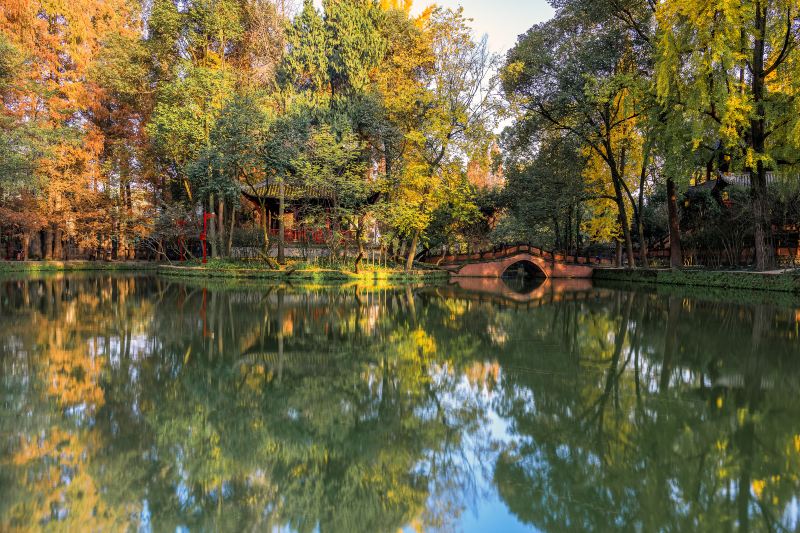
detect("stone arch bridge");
top-left (421, 244), bottom-right (611, 279)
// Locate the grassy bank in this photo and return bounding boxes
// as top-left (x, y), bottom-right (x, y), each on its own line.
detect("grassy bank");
top-left (593, 267), bottom-right (800, 293)
top-left (157, 258), bottom-right (449, 284)
top-left (0, 258), bottom-right (448, 283)
top-left (0, 260), bottom-right (158, 273)
top-left (594, 278), bottom-right (800, 308)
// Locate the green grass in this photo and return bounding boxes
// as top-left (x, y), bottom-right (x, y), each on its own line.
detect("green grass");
top-left (0, 260), bottom-right (158, 273)
top-left (0, 258), bottom-right (447, 283)
top-left (158, 258), bottom-right (449, 284)
top-left (593, 267), bottom-right (800, 293)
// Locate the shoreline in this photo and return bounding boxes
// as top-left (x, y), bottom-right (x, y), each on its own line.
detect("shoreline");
top-left (593, 267), bottom-right (800, 293)
top-left (0, 260), bottom-right (448, 283)
top-left (3, 261), bottom-right (800, 293)
top-left (157, 264), bottom-right (450, 283)
top-left (0, 260), bottom-right (158, 273)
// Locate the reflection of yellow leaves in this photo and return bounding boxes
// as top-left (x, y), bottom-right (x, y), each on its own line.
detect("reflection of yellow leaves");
top-left (737, 408), bottom-right (748, 425)
top-left (465, 361), bottom-right (500, 391)
top-left (443, 300), bottom-right (467, 322)
top-left (9, 427), bottom-right (134, 531)
top-left (46, 347), bottom-right (105, 411)
top-left (401, 518), bottom-right (425, 533)
top-left (752, 479), bottom-right (766, 499)
top-left (412, 329), bottom-right (436, 356)
top-left (794, 435), bottom-right (800, 453)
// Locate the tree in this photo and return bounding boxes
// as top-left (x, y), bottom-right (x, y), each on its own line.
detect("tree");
top-left (0, 0), bottom-right (138, 259)
top-left (382, 6), bottom-right (499, 270)
top-left (496, 135), bottom-right (587, 252)
top-left (294, 125), bottom-right (378, 271)
top-left (502, 9), bottom-right (648, 267)
top-left (656, 0), bottom-right (800, 270)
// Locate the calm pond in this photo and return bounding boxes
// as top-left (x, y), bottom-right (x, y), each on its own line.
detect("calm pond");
top-left (1, 274), bottom-right (800, 532)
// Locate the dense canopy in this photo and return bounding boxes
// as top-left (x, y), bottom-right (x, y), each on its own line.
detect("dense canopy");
top-left (2, 0), bottom-right (800, 270)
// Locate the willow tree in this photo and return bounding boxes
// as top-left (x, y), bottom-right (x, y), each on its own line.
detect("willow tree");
top-left (656, 0), bottom-right (800, 270)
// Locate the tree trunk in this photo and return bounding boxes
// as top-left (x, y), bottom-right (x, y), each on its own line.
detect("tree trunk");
top-left (615, 240), bottom-right (622, 267)
top-left (43, 228), bottom-right (54, 260)
top-left (566, 206), bottom-right (574, 254)
top-left (553, 216), bottom-right (561, 252)
top-left (208, 194), bottom-right (218, 259)
top-left (21, 232), bottom-right (30, 261)
top-left (611, 170), bottom-right (636, 268)
top-left (53, 228), bottom-right (63, 260)
top-left (126, 182), bottom-right (134, 259)
top-left (29, 231), bottom-right (42, 260)
top-left (666, 177), bottom-right (683, 268)
top-left (117, 180), bottom-right (127, 261)
top-left (750, 6), bottom-right (774, 271)
top-left (354, 215), bottom-right (366, 274)
top-left (217, 198), bottom-right (226, 258)
top-left (260, 204), bottom-right (270, 259)
top-left (751, 163), bottom-right (772, 270)
top-left (636, 147), bottom-right (650, 268)
top-left (227, 206), bottom-right (236, 257)
top-left (405, 229), bottom-right (420, 272)
top-left (635, 220), bottom-right (648, 268)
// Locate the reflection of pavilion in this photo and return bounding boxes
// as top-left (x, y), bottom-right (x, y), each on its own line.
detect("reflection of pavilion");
top-left (229, 289), bottom-right (387, 372)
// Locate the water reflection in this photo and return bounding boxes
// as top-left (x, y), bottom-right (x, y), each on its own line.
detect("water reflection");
top-left (1, 275), bottom-right (799, 531)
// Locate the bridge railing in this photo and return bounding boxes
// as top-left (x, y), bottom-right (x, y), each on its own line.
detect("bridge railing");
top-left (420, 243), bottom-right (615, 266)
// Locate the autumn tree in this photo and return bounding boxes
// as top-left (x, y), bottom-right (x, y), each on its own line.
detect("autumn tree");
top-left (502, 8), bottom-right (652, 267)
top-left (656, 0), bottom-right (800, 270)
top-left (381, 7), bottom-right (499, 270)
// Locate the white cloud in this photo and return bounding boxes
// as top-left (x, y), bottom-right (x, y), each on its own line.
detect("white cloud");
top-left (310, 0), bottom-right (555, 55)
top-left (411, 0), bottom-right (554, 54)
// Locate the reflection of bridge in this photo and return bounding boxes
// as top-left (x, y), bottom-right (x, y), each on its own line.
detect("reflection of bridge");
top-left (430, 278), bottom-right (600, 309)
top-left (422, 244), bottom-right (606, 279)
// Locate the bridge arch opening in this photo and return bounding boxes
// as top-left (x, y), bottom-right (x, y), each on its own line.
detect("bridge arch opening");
top-left (503, 260), bottom-right (547, 279)
top-left (501, 260), bottom-right (547, 293)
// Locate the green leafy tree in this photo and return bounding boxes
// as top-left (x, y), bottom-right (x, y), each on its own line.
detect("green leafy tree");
top-left (656, 0), bottom-right (800, 270)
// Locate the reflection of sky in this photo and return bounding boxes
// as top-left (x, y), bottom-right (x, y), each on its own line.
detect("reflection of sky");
top-left (404, 371), bottom-right (536, 532)
top-left (457, 406), bottom-right (537, 533)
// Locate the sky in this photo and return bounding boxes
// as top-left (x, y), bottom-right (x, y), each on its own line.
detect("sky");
top-left (311, 0), bottom-right (556, 55)
top-left (410, 0), bottom-right (555, 54)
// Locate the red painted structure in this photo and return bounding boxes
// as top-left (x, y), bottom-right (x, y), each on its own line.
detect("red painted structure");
top-left (267, 227), bottom-right (356, 245)
top-left (424, 244), bottom-right (607, 279)
top-left (200, 212), bottom-right (216, 264)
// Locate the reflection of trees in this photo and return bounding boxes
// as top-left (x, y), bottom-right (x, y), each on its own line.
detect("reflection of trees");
top-left (2, 276), bottom-right (800, 532)
top-left (0, 277), bottom-right (493, 532)
top-left (486, 288), bottom-right (800, 532)
top-left (0, 275), bottom-right (157, 530)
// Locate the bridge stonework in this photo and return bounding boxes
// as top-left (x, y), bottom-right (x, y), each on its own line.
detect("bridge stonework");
top-left (425, 245), bottom-right (605, 279)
